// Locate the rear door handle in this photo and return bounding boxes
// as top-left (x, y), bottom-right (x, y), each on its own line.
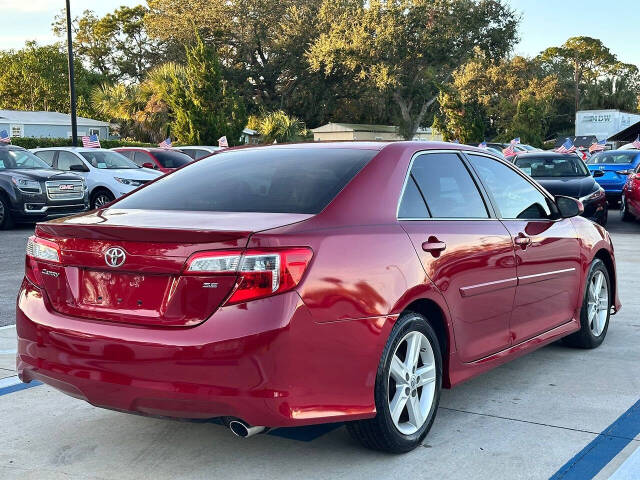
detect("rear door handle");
top-left (422, 237), bottom-right (447, 257)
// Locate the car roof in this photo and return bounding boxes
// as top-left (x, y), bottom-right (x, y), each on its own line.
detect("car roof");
top-left (31, 147), bottom-right (115, 153)
top-left (177, 146), bottom-right (222, 150)
top-left (513, 152), bottom-right (579, 160)
top-left (0, 144), bottom-right (26, 151)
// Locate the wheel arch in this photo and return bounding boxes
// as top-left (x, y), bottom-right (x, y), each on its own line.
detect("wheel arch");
top-left (593, 248), bottom-right (616, 310)
top-left (400, 298), bottom-right (453, 388)
top-left (90, 185), bottom-right (115, 200)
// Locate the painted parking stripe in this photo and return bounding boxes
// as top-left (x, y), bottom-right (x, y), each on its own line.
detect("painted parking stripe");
top-left (550, 399), bottom-right (640, 480)
top-left (0, 376), bottom-right (42, 397)
top-left (608, 445), bottom-right (640, 480)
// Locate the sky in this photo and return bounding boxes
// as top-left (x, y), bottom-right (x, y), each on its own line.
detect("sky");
top-left (0, 0), bottom-right (639, 69)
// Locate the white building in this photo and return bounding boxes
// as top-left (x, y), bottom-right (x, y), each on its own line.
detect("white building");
top-left (0, 110), bottom-right (110, 140)
top-left (311, 123), bottom-right (443, 142)
top-left (575, 109), bottom-right (640, 143)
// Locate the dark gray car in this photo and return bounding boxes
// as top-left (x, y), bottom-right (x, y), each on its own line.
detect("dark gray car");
top-left (0, 145), bottom-right (88, 229)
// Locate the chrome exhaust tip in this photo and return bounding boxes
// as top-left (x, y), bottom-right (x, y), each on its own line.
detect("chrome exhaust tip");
top-left (229, 420), bottom-right (267, 438)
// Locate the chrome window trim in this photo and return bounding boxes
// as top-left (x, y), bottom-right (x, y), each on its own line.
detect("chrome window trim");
top-left (396, 149), bottom-right (498, 221)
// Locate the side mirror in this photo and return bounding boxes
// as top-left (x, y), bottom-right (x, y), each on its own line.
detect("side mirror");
top-left (142, 162), bottom-right (156, 169)
top-left (69, 164), bottom-right (89, 172)
top-left (592, 170), bottom-right (605, 178)
top-left (556, 196), bottom-right (584, 219)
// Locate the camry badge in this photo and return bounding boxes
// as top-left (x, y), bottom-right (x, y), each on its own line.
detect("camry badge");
top-left (104, 247), bottom-right (127, 268)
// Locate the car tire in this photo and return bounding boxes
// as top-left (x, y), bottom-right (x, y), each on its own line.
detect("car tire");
top-left (346, 311), bottom-right (442, 453)
top-left (91, 189), bottom-right (115, 210)
top-left (562, 259), bottom-right (611, 349)
top-left (0, 194), bottom-right (14, 230)
top-left (621, 195), bottom-right (633, 222)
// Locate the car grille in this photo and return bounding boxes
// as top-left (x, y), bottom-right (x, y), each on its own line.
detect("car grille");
top-left (45, 180), bottom-right (85, 201)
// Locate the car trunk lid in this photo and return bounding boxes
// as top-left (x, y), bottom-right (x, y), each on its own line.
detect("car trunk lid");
top-left (33, 209), bottom-right (312, 327)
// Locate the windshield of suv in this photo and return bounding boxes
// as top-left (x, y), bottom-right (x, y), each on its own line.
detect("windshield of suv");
top-left (80, 151), bottom-right (140, 169)
top-left (115, 148), bottom-right (376, 214)
top-left (515, 156), bottom-right (589, 177)
top-left (0, 149), bottom-right (51, 170)
top-left (587, 151), bottom-right (638, 165)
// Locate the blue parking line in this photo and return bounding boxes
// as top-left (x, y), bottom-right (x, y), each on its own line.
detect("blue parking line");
top-left (0, 379), bottom-right (42, 396)
top-left (549, 399), bottom-right (640, 480)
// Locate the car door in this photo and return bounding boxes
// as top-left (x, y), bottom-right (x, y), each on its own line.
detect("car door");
top-left (398, 151), bottom-right (517, 363)
top-left (466, 153), bottom-right (582, 343)
top-left (628, 165), bottom-right (640, 216)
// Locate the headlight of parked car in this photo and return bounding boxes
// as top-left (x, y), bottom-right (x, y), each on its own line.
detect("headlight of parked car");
top-left (579, 188), bottom-right (605, 203)
top-left (11, 177), bottom-right (42, 193)
top-left (114, 177), bottom-right (145, 187)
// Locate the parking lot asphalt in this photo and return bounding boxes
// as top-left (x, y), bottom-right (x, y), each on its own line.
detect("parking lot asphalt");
top-left (0, 211), bottom-right (639, 479)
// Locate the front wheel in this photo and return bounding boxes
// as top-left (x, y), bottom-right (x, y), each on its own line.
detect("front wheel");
top-left (563, 259), bottom-right (611, 349)
top-left (346, 312), bottom-right (442, 453)
top-left (0, 194), bottom-right (14, 230)
top-left (91, 190), bottom-right (115, 210)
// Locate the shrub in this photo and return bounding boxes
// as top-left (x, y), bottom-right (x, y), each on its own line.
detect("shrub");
top-left (10, 137), bottom-right (154, 149)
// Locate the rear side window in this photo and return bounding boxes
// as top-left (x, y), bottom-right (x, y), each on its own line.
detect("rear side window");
top-left (34, 150), bottom-right (55, 166)
top-left (153, 151), bottom-right (191, 168)
top-left (115, 148), bottom-right (376, 214)
top-left (587, 152), bottom-right (638, 164)
top-left (407, 153), bottom-right (488, 219)
top-left (398, 177), bottom-right (430, 218)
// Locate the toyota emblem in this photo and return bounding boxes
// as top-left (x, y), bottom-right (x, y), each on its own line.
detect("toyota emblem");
top-left (104, 247), bottom-right (126, 267)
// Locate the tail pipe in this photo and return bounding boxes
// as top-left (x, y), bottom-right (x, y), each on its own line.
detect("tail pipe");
top-left (228, 420), bottom-right (268, 438)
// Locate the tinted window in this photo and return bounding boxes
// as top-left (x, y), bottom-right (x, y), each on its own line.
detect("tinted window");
top-left (153, 150), bottom-right (191, 168)
top-left (409, 153), bottom-right (488, 218)
top-left (115, 148), bottom-right (375, 214)
top-left (191, 149), bottom-right (210, 160)
top-left (133, 151), bottom-right (150, 167)
top-left (80, 151), bottom-right (140, 169)
top-left (468, 154), bottom-right (553, 220)
top-left (0, 149), bottom-right (50, 169)
top-left (398, 177), bottom-right (430, 218)
top-left (117, 150), bottom-right (134, 160)
top-left (56, 151), bottom-right (85, 171)
top-left (34, 150), bottom-right (55, 166)
top-left (515, 156), bottom-right (589, 177)
top-left (587, 152), bottom-right (639, 165)
top-left (179, 149), bottom-right (198, 159)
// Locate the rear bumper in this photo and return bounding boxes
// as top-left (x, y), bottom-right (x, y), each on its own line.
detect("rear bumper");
top-left (16, 280), bottom-right (387, 427)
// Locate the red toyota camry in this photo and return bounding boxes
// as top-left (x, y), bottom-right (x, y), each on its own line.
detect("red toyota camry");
top-left (16, 142), bottom-right (621, 453)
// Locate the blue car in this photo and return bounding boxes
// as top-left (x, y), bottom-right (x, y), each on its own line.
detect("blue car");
top-left (587, 150), bottom-right (640, 203)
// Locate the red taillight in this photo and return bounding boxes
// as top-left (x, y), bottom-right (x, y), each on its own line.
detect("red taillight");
top-left (184, 247), bottom-right (313, 305)
top-left (25, 236), bottom-right (61, 286)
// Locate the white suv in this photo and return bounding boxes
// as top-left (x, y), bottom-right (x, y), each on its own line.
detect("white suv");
top-left (32, 147), bottom-right (163, 209)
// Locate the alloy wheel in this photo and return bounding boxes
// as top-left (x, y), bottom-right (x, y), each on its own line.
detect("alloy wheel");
top-left (587, 271), bottom-right (609, 337)
top-left (387, 330), bottom-right (437, 435)
top-left (93, 194), bottom-right (111, 209)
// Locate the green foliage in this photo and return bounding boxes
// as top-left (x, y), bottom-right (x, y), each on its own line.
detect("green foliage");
top-left (0, 41), bottom-right (104, 118)
top-left (9, 138), bottom-right (153, 150)
top-left (255, 111), bottom-right (307, 144)
top-left (307, 0), bottom-right (520, 139)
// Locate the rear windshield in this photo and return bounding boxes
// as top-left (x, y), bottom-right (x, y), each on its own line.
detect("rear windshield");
top-left (587, 152), bottom-right (639, 165)
top-left (515, 156), bottom-right (589, 177)
top-left (153, 150), bottom-right (192, 168)
top-left (115, 148), bottom-right (376, 214)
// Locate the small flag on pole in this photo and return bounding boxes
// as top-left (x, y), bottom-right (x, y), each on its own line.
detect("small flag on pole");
top-left (588, 139), bottom-right (607, 153)
top-left (0, 130), bottom-right (10, 144)
top-left (218, 136), bottom-right (228, 148)
top-left (632, 135), bottom-right (640, 149)
top-left (511, 137), bottom-right (520, 145)
top-left (159, 138), bottom-right (172, 149)
top-left (502, 144), bottom-right (517, 156)
top-left (478, 141), bottom-right (488, 149)
top-left (82, 134), bottom-right (101, 148)
top-left (555, 138), bottom-right (576, 153)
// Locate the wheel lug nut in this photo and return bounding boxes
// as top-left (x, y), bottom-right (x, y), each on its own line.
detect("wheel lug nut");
top-left (405, 387), bottom-right (410, 396)
top-left (405, 373), bottom-right (410, 381)
top-left (412, 390), bottom-right (417, 397)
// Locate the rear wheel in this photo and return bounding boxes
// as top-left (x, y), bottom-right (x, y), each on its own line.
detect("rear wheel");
top-left (563, 259), bottom-right (611, 349)
top-left (91, 189), bottom-right (115, 209)
top-left (621, 195), bottom-right (633, 222)
top-left (346, 312), bottom-right (442, 453)
top-left (0, 194), bottom-right (14, 230)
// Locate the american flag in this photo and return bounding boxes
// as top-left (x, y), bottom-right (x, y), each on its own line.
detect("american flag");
top-left (478, 141), bottom-right (488, 149)
top-left (502, 144), bottom-right (517, 156)
top-left (555, 138), bottom-right (576, 153)
top-left (82, 134), bottom-right (101, 148)
top-left (0, 130), bottom-right (10, 144)
top-left (159, 137), bottom-right (172, 149)
top-left (588, 139), bottom-right (607, 153)
top-left (218, 136), bottom-right (228, 148)
top-left (632, 135), bottom-right (640, 149)
top-left (511, 137), bottom-right (520, 144)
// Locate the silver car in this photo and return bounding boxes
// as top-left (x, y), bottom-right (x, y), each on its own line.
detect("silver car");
top-left (32, 147), bottom-right (163, 209)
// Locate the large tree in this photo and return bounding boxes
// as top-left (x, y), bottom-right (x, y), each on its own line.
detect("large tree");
top-left (0, 41), bottom-right (103, 117)
top-left (53, 6), bottom-right (175, 83)
top-left (307, 0), bottom-right (519, 139)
